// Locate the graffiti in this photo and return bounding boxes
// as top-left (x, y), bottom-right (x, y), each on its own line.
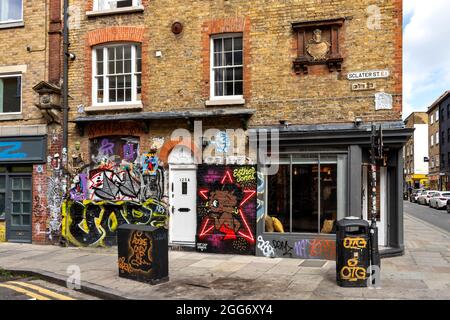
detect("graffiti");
top-left (294, 239), bottom-right (336, 260)
top-left (343, 237), bottom-right (367, 250)
top-left (141, 152), bottom-right (159, 176)
top-left (197, 165), bottom-right (257, 255)
top-left (99, 138), bottom-right (115, 156)
top-left (340, 257), bottom-right (367, 282)
top-left (0, 142), bottom-right (27, 159)
top-left (257, 236), bottom-right (275, 258)
top-left (0, 222), bottom-right (5, 242)
top-left (61, 199), bottom-right (167, 247)
top-left (213, 131), bottom-right (231, 154)
top-left (272, 240), bottom-right (293, 257)
top-left (33, 195), bottom-right (46, 217)
top-left (69, 174), bottom-right (88, 201)
top-left (86, 122), bottom-right (146, 138)
top-left (256, 171), bottom-right (265, 223)
top-left (123, 143), bottom-right (137, 161)
top-left (129, 231), bottom-right (153, 272)
top-left (233, 167), bottom-right (256, 184)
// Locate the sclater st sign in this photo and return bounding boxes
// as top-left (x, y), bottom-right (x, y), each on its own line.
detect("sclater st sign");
top-left (347, 70), bottom-right (390, 80)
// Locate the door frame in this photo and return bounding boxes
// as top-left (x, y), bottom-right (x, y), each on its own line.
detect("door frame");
top-left (4, 173), bottom-right (33, 243)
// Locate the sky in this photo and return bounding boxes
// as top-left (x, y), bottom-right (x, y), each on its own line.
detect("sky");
top-left (403, 0), bottom-right (450, 118)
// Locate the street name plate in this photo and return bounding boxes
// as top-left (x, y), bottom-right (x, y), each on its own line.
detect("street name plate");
top-left (347, 70), bottom-right (390, 80)
top-left (351, 82), bottom-right (376, 91)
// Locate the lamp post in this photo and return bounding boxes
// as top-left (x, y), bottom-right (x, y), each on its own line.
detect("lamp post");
top-left (369, 124), bottom-right (381, 274)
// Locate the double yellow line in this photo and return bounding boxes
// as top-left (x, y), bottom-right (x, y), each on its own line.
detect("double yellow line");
top-left (0, 281), bottom-right (75, 300)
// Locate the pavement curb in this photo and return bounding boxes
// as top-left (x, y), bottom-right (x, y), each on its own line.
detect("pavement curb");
top-left (1, 267), bottom-right (134, 300)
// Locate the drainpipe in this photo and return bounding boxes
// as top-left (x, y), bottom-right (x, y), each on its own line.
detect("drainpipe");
top-left (62, 0), bottom-right (69, 152)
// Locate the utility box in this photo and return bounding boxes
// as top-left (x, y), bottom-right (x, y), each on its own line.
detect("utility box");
top-left (336, 217), bottom-right (370, 287)
top-left (117, 224), bottom-right (169, 285)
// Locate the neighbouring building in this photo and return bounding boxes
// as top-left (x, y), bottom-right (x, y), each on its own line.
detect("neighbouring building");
top-left (427, 96), bottom-right (443, 190)
top-left (31, 0), bottom-right (408, 260)
top-left (0, 0), bottom-right (62, 244)
top-left (404, 112), bottom-right (429, 190)
top-left (432, 91), bottom-right (450, 191)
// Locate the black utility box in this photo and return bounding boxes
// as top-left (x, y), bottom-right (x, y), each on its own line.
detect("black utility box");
top-left (336, 217), bottom-right (370, 287)
top-left (117, 224), bottom-right (169, 284)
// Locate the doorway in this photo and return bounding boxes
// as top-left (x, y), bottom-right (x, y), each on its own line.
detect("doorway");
top-left (168, 145), bottom-right (197, 246)
top-left (0, 166), bottom-right (33, 243)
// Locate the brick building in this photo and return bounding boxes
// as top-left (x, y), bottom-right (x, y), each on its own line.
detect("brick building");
top-left (0, 0), bottom-right (62, 244)
top-left (427, 98), bottom-right (442, 190)
top-left (53, 0), bottom-right (410, 259)
top-left (404, 112), bottom-right (429, 190)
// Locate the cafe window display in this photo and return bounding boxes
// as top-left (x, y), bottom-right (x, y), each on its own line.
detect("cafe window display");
top-left (266, 153), bottom-right (347, 234)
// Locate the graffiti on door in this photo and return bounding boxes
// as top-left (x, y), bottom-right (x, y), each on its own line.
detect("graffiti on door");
top-left (196, 165), bottom-right (257, 255)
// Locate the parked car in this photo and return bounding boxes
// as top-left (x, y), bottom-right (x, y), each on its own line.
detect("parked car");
top-left (417, 190), bottom-right (438, 205)
top-left (410, 189), bottom-right (425, 203)
top-left (429, 192), bottom-right (450, 209)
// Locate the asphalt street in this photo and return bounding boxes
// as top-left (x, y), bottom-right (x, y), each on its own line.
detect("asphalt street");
top-left (404, 200), bottom-right (450, 233)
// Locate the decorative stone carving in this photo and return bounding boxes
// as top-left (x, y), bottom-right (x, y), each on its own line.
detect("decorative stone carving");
top-left (306, 29), bottom-right (330, 61)
top-left (33, 81), bottom-right (62, 124)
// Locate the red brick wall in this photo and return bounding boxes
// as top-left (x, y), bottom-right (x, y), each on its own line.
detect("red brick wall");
top-left (48, 0), bottom-right (62, 84)
top-left (84, 26), bottom-right (148, 106)
top-left (201, 17), bottom-right (252, 100)
top-left (32, 164), bottom-right (48, 244)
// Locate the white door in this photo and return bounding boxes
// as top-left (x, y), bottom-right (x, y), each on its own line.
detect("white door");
top-left (362, 166), bottom-right (387, 247)
top-left (168, 145), bottom-right (197, 246)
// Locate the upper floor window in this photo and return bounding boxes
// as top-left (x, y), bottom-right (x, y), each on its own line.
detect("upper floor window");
top-left (431, 135), bottom-right (434, 146)
top-left (0, 74), bottom-right (21, 114)
top-left (436, 110), bottom-right (439, 122)
top-left (210, 34), bottom-right (243, 100)
top-left (431, 113), bottom-right (434, 124)
top-left (0, 0), bottom-right (22, 23)
top-left (93, 43), bottom-right (141, 105)
top-left (94, 0), bottom-right (139, 11)
top-left (436, 132), bottom-right (439, 145)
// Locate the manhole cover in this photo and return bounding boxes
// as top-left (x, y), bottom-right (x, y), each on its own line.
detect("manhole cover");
top-left (299, 260), bottom-right (327, 268)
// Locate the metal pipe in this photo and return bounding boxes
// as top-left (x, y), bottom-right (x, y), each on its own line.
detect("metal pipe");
top-left (62, 0), bottom-right (69, 153)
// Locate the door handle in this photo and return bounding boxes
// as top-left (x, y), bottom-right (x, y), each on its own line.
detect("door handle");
top-left (178, 208), bottom-right (191, 213)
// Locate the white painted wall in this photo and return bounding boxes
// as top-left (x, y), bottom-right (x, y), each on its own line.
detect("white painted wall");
top-left (413, 124), bottom-right (429, 175)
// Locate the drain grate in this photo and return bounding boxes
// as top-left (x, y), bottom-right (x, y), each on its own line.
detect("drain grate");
top-left (299, 260), bottom-right (327, 268)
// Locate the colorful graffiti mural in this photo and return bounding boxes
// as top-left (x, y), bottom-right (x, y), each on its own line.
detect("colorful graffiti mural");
top-left (0, 221), bottom-right (5, 242)
top-left (62, 135), bottom-right (168, 247)
top-left (196, 165), bottom-right (257, 255)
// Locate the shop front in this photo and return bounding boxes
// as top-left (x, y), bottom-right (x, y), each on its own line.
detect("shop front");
top-left (252, 122), bottom-right (412, 260)
top-left (0, 135), bottom-right (47, 243)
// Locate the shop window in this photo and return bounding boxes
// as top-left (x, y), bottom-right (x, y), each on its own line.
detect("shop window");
top-left (0, 176), bottom-right (5, 220)
top-left (93, 43), bottom-right (141, 105)
top-left (210, 34), bottom-right (243, 99)
top-left (0, 0), bottom-right (22, 24)
top-left (0, 74), bottom-right (21, 113)
top-left (265, 153), bottom-right (346, 234)
top-left (94, 0), bottom-right (139, 11)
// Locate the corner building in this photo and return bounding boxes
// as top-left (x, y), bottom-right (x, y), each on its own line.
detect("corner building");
top-left (63, 0), bottom-right (410, 259)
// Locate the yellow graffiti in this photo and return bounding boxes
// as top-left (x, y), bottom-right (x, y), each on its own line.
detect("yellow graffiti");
top-left (233, 167), bottom-right (256, 184)
top-left (343, 237), bottom-right (367, 250)
top-left (0, 222), bottom-right (5, 242)
top-left (340, 258), bottom-right (367, 282)
top-left (108, 212), bottom-right (118, 232)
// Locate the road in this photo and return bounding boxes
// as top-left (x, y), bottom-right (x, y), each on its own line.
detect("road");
top-left (0, 276), bottom-right (100, 300)
top-left (404, 200), bottom-right (450, 233)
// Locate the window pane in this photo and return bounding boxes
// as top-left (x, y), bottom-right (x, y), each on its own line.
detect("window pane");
top-left (116, 60), bottom-right (123, 74)
top-left (235, 81), bottom-right (243, 96)
top-left (12, 203), bottom-right (20, 213)
top-left (108, 61), bottom-right (115, 74)
top-left (213, 38), bottom-right (222, 53)
top-left (0, 0), bottom-right (22, 22)
top-left (116, 46), bottom-right (123, 60)
top-left (215, 82), bottom-right (223, 96)
top-left (320, 164), bottom-right (337, 234)
top-left (125, 88), bottom-right (132, 101)
top-left (22, 202), bottom-right (30, 214)
top-left (12, 178), bottom-right (21, 189)
top-left (214, 53), bottom-right (223, 67)
top-left (109, 88), bottom-right (116, 102)
top-left (0, 76), bottom-right (21, 113)
top-left (292, 164), bottom-right (319, 233)
top-left (214, 69), bottom-right (223, 82)
top-left (267, 164), bottom-right (290, 233)
top-left (225, 68), bottom-right (233, 81)
top-left (225, 52), bottom-right (233, 66)
top-left (0, 177), bottom-right (5, 189)
top-left (234, 37), bottom-right (243, 50)
top-left (234, 67), bottom-right (243, 81)
top-left (125, 75), bottom-right (131, 88)
top-left (22, 178), bottom-right (31, 189)
top-left (12, 215), bottom-right (20, 225)
top-left (23, 190), bottom-right (31, 201)
top-left (225, 82), bottom-right (233, 96)
top-left (224, 38), bottom-right (233, 51)
top-left (116, 0), bottom-right (133, 9)
top-left (124, 45), bottom-right (131, 59)
top-left (125, 59), bottom-right (132, 73)
top-left (22, 214), bottom-right (30, 226)
top-left (234, 51), bottom-right (243, 65)
top-left (12, 191), bottom-right (21, 201)
top-left (0, 192), bottom-right (5, 219)
top-left (136, 74), bottom-right (141, 100)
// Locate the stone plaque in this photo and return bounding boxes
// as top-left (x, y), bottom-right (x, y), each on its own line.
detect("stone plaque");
top-left (375, 92), bottom-right (393, 110)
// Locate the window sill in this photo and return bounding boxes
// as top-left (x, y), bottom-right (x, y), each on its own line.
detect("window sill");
top-left (85, 103), bottom-right (143, 113)
top-left (205, 98), bottom-right (245, 107)
top-left (0, 21), bottom-right (24, 30)
top-left (0, 114), bottom-right (23, 121)
top-left (86, 6), bottom-right (145, 17)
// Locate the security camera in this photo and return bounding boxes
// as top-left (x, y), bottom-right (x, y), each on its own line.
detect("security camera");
top-left (65, 52), bottom-right (76, 61)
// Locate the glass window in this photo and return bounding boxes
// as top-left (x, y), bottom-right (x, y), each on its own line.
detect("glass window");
top-left (211, 34), bottom-right (243, 98)
top-left (0, 0), bottom-right (22, 23)
top-left (93, 44), bottom-right (141, 105)
top-left (0, 75), bottom-right (21, 113)
top-left (265, 153), bottom-right (345, 234)
top-left (0, 176), bottom-right (5, 220)
top-left (94, 0), bottom-right (137, 11)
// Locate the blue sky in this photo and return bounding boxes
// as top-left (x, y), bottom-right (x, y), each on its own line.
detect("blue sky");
top-left (403, 0), bottom-right (450, 118)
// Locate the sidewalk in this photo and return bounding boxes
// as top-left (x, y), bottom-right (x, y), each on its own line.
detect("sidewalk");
top-left (0, 213), bottom-right (449, 300)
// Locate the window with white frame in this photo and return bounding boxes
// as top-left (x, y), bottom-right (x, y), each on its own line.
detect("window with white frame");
top-left (94, 0), bottom-right (139, 11)
top-left (93, 43), bottom-right (141, 105)
top-left (0, 74), bottom-right (21, 113)
top-left (431, 114), bottom-right (434, 124)
top-left (0, 0), bottom-right (23, 23)
top-left (436, 132), bottom-right (439, 145)
top-left (436, 110), bottom-right (439, 122)
top-left (210, 34), bottom-right (243, 99)
top-left (431, 135), bottom-right (434, 146)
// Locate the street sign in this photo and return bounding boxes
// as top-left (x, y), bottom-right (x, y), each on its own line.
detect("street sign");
top-left (347, 70), bottom-right (390, 80)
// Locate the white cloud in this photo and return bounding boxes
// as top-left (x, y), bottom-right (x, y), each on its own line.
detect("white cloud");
top-left (403, 0), bottom-right (450, 117)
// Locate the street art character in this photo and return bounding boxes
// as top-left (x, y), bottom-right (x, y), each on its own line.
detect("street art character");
top-left (209, 187), bottom-right (241, 240)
